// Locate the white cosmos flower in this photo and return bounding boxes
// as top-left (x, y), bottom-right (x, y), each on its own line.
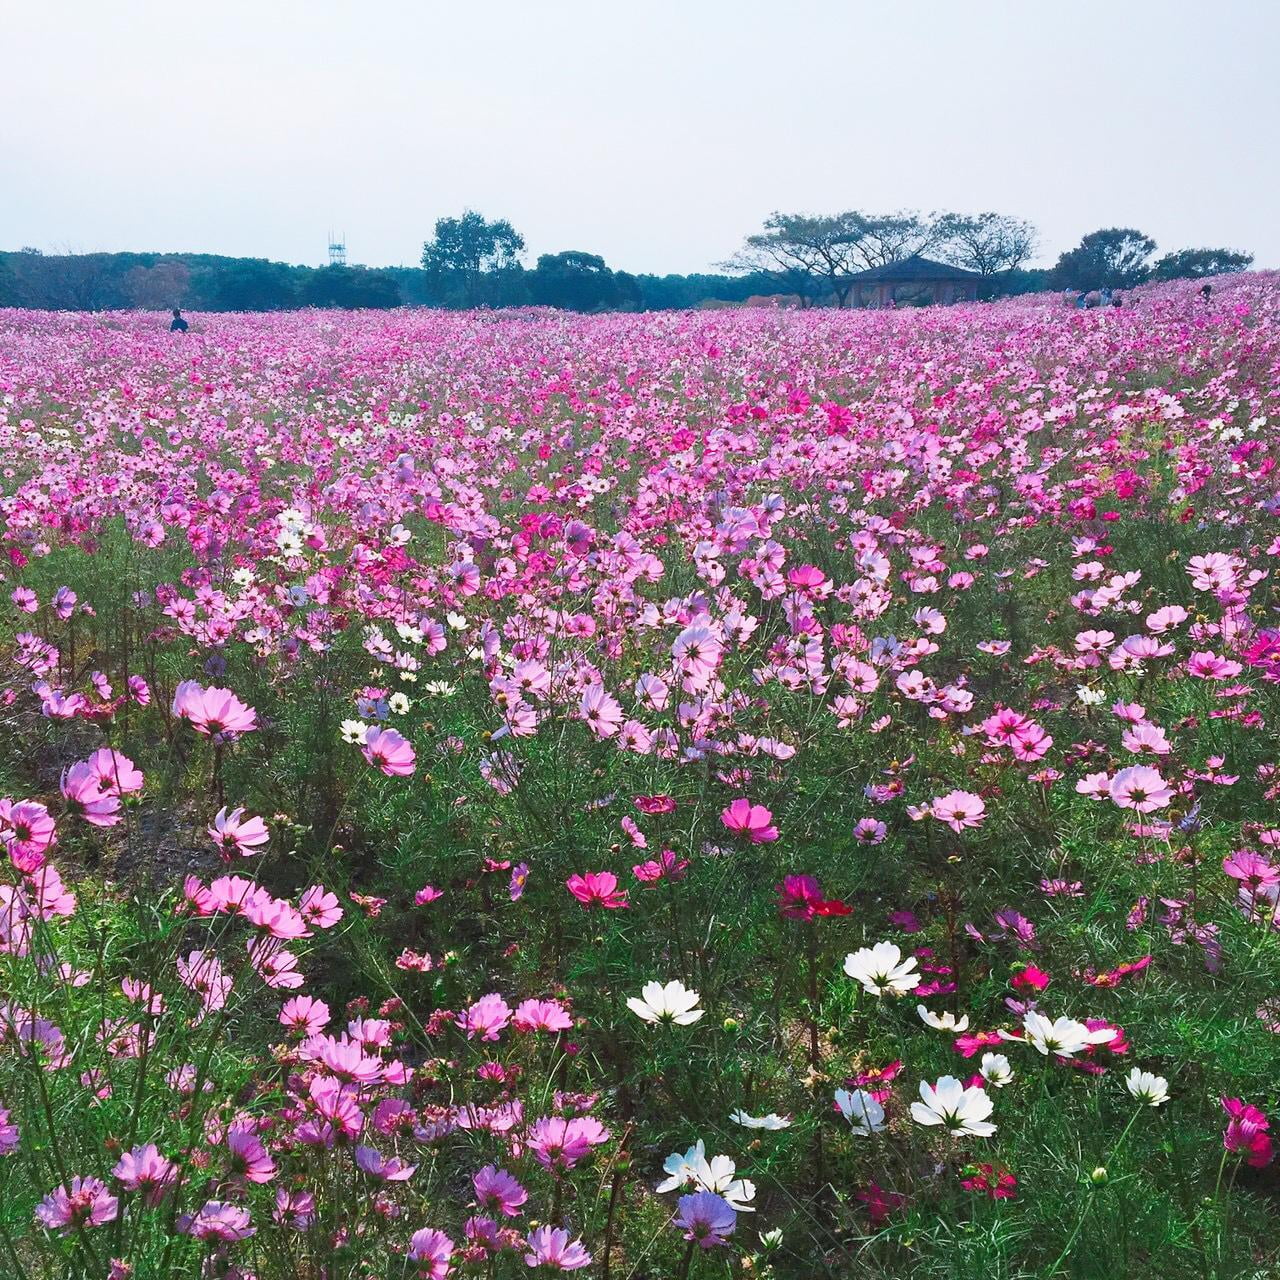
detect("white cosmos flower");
top-left (1125, 1068), bottom-right (1169, 1107)
top-left (979, 1053), bottom-right (1015, 1087)
top-left (1002, 1011), bottom-right (1117, 1058)
top-left (1077, 685), bottom-right (1105, 706)
top-left (626, 980), bottom-right (704, 1026)
top-left (834, 1088), bottom-right (885, 1136)
top-left (339, 719), bottom-right (369, 744)
top-left (654, 1140), bottom-right (755, 1210)
top-left (910, 1076), bottom-right (997, 1138)
top-left (843, 941), bottom-right (920, 997)
top-left (730, 1109), bottom-right (792, 1130)
top-left (917, 1004), bottom-right (970, 1032)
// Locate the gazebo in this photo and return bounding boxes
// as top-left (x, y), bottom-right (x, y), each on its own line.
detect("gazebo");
top-left (846, 255), bottom-right (983, 308)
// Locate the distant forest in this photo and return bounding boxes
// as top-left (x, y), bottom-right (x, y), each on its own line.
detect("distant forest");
top-left (0, 208), bottom-right (1252, 313)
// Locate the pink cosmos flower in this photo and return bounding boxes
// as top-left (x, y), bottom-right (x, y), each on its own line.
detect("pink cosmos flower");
top-left (461, 993), bottom-right (513, 1041)
top-left (112, 1144), bottom-right (177, 1206)
top-left (1108, 766), bottom-right (1173, 813)
top-left (0, 1107), bottom-right (18, 1156)
top-left (60, 762), bottom-right (121, 827)
top-left (931, 790), bottom-right (987, 833)
top-left (1223, 850), bottom-right (1279, 889)
top-left (775, 874), bottom-right (851, 921)
top-left (513, 998), bottom-right (574, 1034)
top-left (298, 884), bottom-right (343, 929)
top-left (354, 1145), bottom-right (417, 1181)
top-left (177, 1200), bottom-right (255, 1241)
top-left (473, 1165), bottom-right (528, 1217)
top-left (565, 871), bottom-right (628, 909)
top-left (274, 1188), bottom-right (316, 1229)
top-left (579, 683), bottom-right (624, 738)
top-left (207, 806), bottom-right (270, 858)
top-left (632, 849), bottom-right (689, 882)
top-left (280, 994), bottom-right (330, 1036)
top-left (83, 748), bottom-right (144, 796)
top-left (408, 1227), bottom-right (455, 1278)
top-left (524, 1224), bottom-right (592, 1270)
top-left (526, 1115), bottom-right (611, 1170)
top-left (361, 726), bottom-right (416, 775)
top-left (35, 1176), bottom-right (119, 1231)
top-left (0, 798), bottom-right (57, 873)
top-left (172, 681), bottom-right (258, 740)
top-left (720, 797), bottom-right (778, 843)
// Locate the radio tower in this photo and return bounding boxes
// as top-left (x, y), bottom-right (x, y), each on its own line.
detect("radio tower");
top-left (327, 230), bottom-right (347, 267)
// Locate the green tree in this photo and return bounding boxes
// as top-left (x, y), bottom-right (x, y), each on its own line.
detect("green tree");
top-left (420, 210), bottom-right (525, 308)
top-left (528, 251), bottom-right (621, 312)
top-left (1151, 247), bottom-right (1253, 281)
top-left (1050, 227), bottom-right (1157, 291)
top-left (935, 212), bottom-right (1038, 282)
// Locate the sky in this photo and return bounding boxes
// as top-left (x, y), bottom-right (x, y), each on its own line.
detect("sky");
top-left (4, 0), bottom-right (1278, 275)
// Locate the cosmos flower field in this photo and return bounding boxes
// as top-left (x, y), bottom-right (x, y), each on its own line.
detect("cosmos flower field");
top-left (1, 278), bottom-right (1279, 1279)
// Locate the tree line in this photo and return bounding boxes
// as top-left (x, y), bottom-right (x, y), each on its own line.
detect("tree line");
top-left (0, 211), bottom-right (1254, 313)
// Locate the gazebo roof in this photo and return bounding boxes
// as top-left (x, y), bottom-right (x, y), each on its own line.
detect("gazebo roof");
top-left (845, 255), bottom-right (984, 283)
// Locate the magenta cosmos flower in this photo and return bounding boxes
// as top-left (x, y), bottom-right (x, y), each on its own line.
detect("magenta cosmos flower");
top-left (565, 870), bottom-right (628, 909)
top-left (1108, 766), bottom-right (1173, 813)
top-left (720, 797), bottom-right (778, 843)
top-left (473, 1164), bottom-right (528, 1217)
top-left (361, 726), bottom-right (416, 776)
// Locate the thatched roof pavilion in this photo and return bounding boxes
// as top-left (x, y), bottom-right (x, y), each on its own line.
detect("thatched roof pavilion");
top-left (847, 255), bottom-right (983, 307)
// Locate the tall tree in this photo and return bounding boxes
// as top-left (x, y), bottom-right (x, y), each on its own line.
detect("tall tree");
top-left (1050, 228), bottom-right (1156, 290)
top-left (723, 210), bottom-right (940, 307)
top-left (528, 251), bottom-right (622, 311)
top-left (421, 211), bottom-right (525, 308)
top-left (1151, 247), bottom-right (1253, 281)
top-left (935, 212), bottom-right (1038, 279)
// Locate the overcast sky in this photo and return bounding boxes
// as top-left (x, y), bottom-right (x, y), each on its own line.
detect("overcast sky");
top-left (4, 1), bottom-right (1277, 274)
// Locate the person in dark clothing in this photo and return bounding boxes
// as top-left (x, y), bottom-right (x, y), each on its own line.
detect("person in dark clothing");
top-left (170, 308), bottom-right (189, 333)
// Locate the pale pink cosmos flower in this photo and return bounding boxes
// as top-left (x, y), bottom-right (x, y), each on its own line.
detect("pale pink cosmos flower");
top-left (0, 798), bottom-right (57, 872)
top-left (931, 790), bottom-right (986, 833)
top-left (177, 1200), bottom-right (255, 1241)
top-left (579, 683), bottom-right (624, 738)
top-left (172, 681), bottom-right (258, 739)
top-left (1109, 766), bottom-right (1173, 813)
top-left (35, 1176), bottom-right (118, 1232)
top-left (207, 806), bottom-right (270, 858)
top-left (461, 993), bottom-right (513, 1042)
top-left (524, 1224), bottom-right (592, 1270)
